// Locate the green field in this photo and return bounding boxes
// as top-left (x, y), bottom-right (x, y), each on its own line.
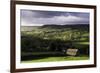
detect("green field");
top-left (21, 24), bottom-right (89, 62)
top-left (22, 56), bottom-right (89, 63)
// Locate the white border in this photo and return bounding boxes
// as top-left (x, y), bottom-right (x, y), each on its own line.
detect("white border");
top-left (16, 4), bottom-right (94, 69)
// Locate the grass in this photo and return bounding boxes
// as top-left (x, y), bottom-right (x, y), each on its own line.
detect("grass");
top-left (21, 25), bottom-right (89, 63)
top-left (75, 42), bottom-right (89, 45)
top-left (21, 55), bottom-right (89, 63)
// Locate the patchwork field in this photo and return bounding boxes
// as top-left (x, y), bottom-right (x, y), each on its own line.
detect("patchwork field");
top-left (21, 24), bottom-right (89, 62)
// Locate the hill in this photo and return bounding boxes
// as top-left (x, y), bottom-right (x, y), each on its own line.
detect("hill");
top-left (21, 24), bottom-right (89, 31)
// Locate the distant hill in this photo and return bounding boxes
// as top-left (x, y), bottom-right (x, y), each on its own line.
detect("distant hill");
top-left (41, 24), bottom-right (89, 29)
top-left (21, 24), bottom-right (89, 31)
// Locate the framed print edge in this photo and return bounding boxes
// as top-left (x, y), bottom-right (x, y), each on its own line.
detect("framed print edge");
top-left (11, 1), bottom-right (16, 73)
top-left (10, 0), bottom-right (97, 73)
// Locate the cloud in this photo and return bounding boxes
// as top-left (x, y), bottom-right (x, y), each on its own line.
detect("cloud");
top-left (21, 10), bottom-right (89, 26)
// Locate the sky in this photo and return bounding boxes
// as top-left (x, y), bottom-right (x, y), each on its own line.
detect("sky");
top-left (21, 9), bottom-right (90, 26)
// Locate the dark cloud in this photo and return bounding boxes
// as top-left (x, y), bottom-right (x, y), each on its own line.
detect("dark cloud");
top-left (21, 10), bottom-right (69, 18)
top-left (21, 9), bottom-right (89, 26)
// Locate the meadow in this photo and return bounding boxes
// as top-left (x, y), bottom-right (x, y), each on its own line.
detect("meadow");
top-left (21, 24), bottom-right (89, 62)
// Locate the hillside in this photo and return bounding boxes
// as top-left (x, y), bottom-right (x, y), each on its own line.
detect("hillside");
top-left (21, 24), bottom-right (89, 31)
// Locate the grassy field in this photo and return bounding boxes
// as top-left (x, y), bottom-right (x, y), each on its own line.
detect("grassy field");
top-left (22, 55), bottom-right (89, 63)
top-left (21, 24), bottom-right (89, 62)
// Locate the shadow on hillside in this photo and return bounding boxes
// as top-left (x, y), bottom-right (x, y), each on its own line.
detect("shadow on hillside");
top-left (21, 35), bottom-right (89, 61)
top-left (21, 54), bottom-right (66, 61)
